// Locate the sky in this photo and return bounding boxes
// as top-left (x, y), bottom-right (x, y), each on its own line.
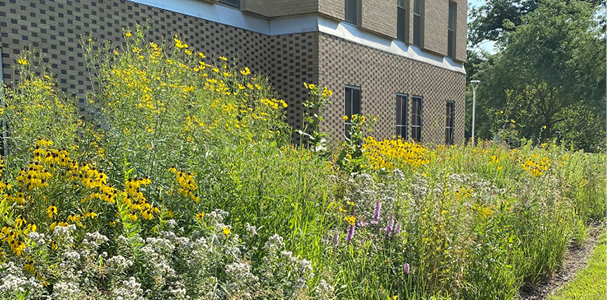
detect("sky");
top-left (467, 0), bottom-right (498, 54)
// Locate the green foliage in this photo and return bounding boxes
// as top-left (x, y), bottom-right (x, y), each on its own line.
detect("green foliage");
top-left (299, 83), bottom-right (333, 153)
top-left (470, 0), bottom-right (606, 152)
top-left (0, 26), bottom-right (604, 300)
top-left (468, 0), bottom-right (602, 45)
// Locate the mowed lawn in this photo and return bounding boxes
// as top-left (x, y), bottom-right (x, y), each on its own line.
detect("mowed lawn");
top-left (550, 231), bottom-right (606, 300)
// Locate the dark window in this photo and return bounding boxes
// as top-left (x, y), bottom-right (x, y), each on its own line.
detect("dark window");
top-left (413, 0), bottom-right (422, 46)
top-left (219, 0), bottom-right (240, 9)
top-left (397, 0), bottom-right (408, 42)
top-left (445, 101), bottom-right (455, 145)
top-left (345, 86), bottom-right (361, 138)
top-left (411, 96), bottom-right (423, 142)
top-left (448, 2), bottom-right (456, 58)
top-left (396, 94), bottom-right (408, 139)
top-left (345, 0), bottom-right (359, 25)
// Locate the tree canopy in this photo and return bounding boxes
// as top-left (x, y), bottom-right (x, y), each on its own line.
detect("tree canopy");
top-left (468, 0), bottom-right (606, 151)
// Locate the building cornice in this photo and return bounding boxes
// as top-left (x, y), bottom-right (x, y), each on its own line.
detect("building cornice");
top-left (126, 0), bottom-right (465, 74)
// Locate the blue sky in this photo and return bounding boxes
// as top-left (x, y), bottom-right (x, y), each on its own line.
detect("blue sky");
top-left (467, 0), bottom-right (497, 54)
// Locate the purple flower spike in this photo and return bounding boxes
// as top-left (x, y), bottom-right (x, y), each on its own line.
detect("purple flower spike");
top-left (385, 216), bottom-right (394, 237)
top-left (346, 224), bottom-right (356, 243)
top-left (332, 231), bottom-right (339, 247)
top-left (393, 222), bottom-right (402, 236)
top-left (372, 200), bottom-right (381, 222)
top-left (404, 263), bottom-right (410, 275)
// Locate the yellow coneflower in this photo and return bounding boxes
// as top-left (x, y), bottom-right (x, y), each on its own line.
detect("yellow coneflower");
top-left (196, 212), bottom-right (205, 220)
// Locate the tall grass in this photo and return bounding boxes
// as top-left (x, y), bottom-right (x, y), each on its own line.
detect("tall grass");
top-left (0, 27), bottom-right (603, 299)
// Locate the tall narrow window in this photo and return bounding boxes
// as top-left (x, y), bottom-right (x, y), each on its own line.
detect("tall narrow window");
top-left (345, 0), bottom-right (359, 25)
top-left (413, 0), bottom-right (422, 46)
top-left (396, 94), bottom-right (408, 139)
top-left (397, 0), bottom-right (408, 42)
top-left (445, 101), bottom-right (455, 145)
top-left (345, 86), bottom-right (361, 138)
top-left (448, 2), bottom-right (456, 58)
top-left (411, 96), bottom-right (423, 142)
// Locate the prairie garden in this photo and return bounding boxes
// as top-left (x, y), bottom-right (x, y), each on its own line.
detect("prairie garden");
top-left (0, 28), bottom-right (604, 299)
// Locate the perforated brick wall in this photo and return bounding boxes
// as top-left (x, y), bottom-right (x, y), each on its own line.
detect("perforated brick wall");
top-left (0, 0), bottom-right (316, 137)
top-left (268, 33), bottom-right (319, 133)
top-left (0, 0), bottom-right (273, 111)
top-left (0, 0), bottom-right (463, 145)
top-left (318, 33), bottom-right (465, 145)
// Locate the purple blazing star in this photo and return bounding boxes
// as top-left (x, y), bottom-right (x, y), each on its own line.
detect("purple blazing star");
top-left (332, 231), bottom-right (339, 247)
top-left (385, 216), bottom-right (394, 237)
top-left (346, 224), bottom-right (356, 243)
top-left (404, 263), bottom-right (410, 275)
top-left (393, 222), bottom-right (402, 236)
top-left (372, 200), bottom-right (381, 223)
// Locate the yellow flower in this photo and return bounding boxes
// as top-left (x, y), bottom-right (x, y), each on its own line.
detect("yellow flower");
top-left (345, 216), bottom-right (356, 226)
top-left (198, 52), bottom-right (206, 59)
top-left (185, 49), bottom-right (192, 56)
top-left (109, 221), bottom-right (116, 227)
top-left (240, 67), bottom-right (250, 76)
top-left (308, 84), bottom-right (316, 90)
top-left (125, 32), bottom-right (132, 37)
top-left (17, 59), bottom-right (27, 65)
top-left (196, 212), bottom-right (205, 220)
top-left (223, 227), bottom-right (231, 235)
top-left (303, 82), bottom-right (308, 89)
top-left (46, 205), bottom-right (57, 218)
top-left (342, 115), bottom-right (348, 121)
top-left (219, 56), bottom-right (228, 61)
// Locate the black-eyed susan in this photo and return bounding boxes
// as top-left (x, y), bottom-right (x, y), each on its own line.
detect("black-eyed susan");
top-left (46, 205), bottom-right (57, 218)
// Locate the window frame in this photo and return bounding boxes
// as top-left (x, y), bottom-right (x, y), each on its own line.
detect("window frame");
top-left (447, 2), bottom-right (456, 58)
top-left (411, 96), bottom-right (423, 142)
top-left (413, 0), bottom-right (422, 46)
top-left (445, 101), bottom-right (455, 145)
top-left (344, 86), bottom-right (362, 139)
top-left (396, 93), bottom-right (408, 139)
top-left (218, 0), bottom-right (241, 9)
top-left (345, 0), bottom-right (360, 26)
top-left (397, 0), bottom-right (409, 43)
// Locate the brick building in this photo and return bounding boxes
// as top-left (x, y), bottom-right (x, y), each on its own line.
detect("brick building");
top-left (0, 0), bottom-right (467, 144)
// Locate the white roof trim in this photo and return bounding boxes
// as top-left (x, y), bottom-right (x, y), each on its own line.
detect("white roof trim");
top-left (126, 0), bottom-right (465, 74)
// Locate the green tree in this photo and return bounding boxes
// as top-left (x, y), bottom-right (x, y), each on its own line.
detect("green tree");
top-left (468, 0), bottom-right (602, 45)
top-left (471, 0), bottom-right (606, 151)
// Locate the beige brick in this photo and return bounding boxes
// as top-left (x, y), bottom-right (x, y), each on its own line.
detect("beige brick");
top-left (454, 0), bottom-right (467, 62)
top-left (318, 0), bottom-right (345, 20)
top-left (422, 0), bottom-right (449, 56)
top-left (360, 0), bottom-right (397, 39)
top-left (243, 0), bottom-right (318, 17)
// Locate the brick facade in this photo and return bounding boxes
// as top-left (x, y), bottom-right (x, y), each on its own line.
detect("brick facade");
top-left (360, 0), bottom-right (398, 39)
top-left (318, 34), bottom-right (465, 144)
top-left (0, 0), bottom-right (466, 145)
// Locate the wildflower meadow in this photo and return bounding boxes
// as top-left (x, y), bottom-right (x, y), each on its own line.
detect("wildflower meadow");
top-left (0, 27), bottom-right (604, 299)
